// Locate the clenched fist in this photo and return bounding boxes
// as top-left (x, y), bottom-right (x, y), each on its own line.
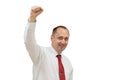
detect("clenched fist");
top-left (29, 6), bottom-right (44, 22)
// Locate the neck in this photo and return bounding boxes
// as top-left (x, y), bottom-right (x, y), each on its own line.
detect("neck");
top-left (51, 45), bottom-right (62, 54)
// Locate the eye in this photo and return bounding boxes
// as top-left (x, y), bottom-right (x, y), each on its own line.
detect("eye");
top-left (65, 37), bottom-right (69, 41)
top-left (58, 36), bottom-right (63, 40)
top-left (57, 36), bottom-right (69, 41)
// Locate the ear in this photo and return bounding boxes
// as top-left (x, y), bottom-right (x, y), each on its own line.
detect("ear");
top-left (51, 35), bottom-right (53, 40)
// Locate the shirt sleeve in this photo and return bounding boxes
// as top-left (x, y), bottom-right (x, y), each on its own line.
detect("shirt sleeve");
top-left (24, 22), bottom-right (41, 65)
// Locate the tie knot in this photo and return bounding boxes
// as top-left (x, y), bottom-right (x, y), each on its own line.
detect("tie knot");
top-left (56, 55), bottom-right (61, 58)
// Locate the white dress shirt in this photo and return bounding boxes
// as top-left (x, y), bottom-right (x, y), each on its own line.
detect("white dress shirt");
top-left (24, 22), bottom-right (73, 80)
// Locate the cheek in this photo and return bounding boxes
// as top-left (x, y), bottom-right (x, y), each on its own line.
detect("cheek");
top-left (65, 41), bottom-right (69, 46)
top-left (52, 39), bottom-right (60, 45)
top-left (65, 43), bottom-right (68, 46)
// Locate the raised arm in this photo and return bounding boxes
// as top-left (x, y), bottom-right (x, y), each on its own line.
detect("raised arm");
top-left (29, 6), bottom-right (43, 22)
top-left (24, 6), bottom-right (43, 64)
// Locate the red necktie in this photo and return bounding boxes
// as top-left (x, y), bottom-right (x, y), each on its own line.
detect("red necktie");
top-left (57, 55), bottom-right (66, 80)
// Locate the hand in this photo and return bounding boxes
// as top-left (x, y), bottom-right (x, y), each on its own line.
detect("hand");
top-left (29, 6), bottom-right (44, 22)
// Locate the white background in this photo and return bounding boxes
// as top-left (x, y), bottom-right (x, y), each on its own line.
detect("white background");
top-left (0, 0), bottom-right (120, 80)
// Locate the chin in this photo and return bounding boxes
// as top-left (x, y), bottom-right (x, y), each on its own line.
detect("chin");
top-left (59, 47), bottom-right (66, 52)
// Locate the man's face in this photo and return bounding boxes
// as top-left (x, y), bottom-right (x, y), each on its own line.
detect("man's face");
top-left (51, 28), bottom-right (69, 53)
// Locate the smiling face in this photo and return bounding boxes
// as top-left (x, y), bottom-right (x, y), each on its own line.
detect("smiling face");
top-left (51, 27), bottom-right (69, 54)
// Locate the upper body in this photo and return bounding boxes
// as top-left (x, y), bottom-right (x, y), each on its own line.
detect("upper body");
top-left (24, 6), bottom-right (73, 80)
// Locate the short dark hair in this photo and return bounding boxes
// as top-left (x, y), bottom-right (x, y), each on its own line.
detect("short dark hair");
top-left (52, 25), bottom-right (69, 35)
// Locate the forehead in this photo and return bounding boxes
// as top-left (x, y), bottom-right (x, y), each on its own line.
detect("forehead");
top-left (55, 28), bottom-right (69, 36)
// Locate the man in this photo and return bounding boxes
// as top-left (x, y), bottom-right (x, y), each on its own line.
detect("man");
top-left (24, 5), bottom-right (73, 80)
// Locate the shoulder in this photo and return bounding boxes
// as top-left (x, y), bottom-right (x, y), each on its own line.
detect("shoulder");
top-left (38, 46), bottom-right (54, 55)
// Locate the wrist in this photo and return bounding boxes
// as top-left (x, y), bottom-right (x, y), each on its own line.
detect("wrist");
top-left (29, 16), bottom-right (36, 22)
